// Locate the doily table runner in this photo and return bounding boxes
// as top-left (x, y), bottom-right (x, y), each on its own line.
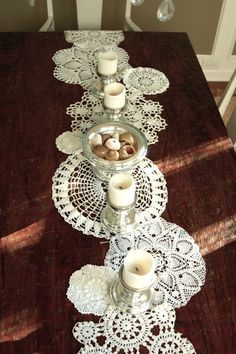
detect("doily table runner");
top-left (72, 302), bottom-right (196, 354)
top-left (66, 90), bottom-right (167, 146)
top-left (64, 30), bottom-right (125, 47)
top-left (52, 150), bottom-right (168, 239)
top-left (105, 217), bottom-right (206, 308)
top-left (53, 30), bottom-right (168, 146)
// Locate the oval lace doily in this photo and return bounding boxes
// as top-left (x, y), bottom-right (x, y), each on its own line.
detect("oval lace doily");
top-left (67, 90), bottom-right (167, 145)
top-left (64, 30), bottom-right (125, 48)
top-left (72, 303), bottom-right (196, 354)
top-left (67, 265), bottom-right (115, 316)
top-left (123, 67), bottom-right (170, 94)
top-left (53, 45), bottom-right (129, 88)
top-left (52, 151), bottom-right (168, 239)
top-left (105, 217), bottom-right (206, 308)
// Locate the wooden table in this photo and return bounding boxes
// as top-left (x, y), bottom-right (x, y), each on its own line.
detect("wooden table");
top-left (0, 32), bottom-right (236, 354)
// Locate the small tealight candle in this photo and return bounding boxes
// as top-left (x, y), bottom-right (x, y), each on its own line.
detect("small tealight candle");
top-left (97, 51), bottom-right (118, 76)
top-left (104, 83), bottom-right (126, 110)
top-left (122, 250), bottom-right (156, 289)
top-left (108, 173), bottom-right (135, 208)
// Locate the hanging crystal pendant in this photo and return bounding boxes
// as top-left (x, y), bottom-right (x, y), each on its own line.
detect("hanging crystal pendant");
top-left (157, 0), bottom-right (175, 22)
top-left (130, 0), bottom-right (145, 6)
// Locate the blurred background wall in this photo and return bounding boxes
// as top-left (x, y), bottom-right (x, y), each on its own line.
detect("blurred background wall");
top-left (0, 0), bottom-right (235, 76)
top-left (0, 0), bottom-right (227, 53)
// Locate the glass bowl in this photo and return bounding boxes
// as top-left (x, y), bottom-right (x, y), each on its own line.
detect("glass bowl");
top-left (82, 122), bottom-right (147, 181)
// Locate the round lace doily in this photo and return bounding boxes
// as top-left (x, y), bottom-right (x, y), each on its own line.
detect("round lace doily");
top-left (105, 217), bottom-right (206, 308)
top-left (67, 265), bottom-right (115, 316)
top-left (52, 151), bottom-right (168, 239)
top-left (64, 30), bottom-right (125, 48)
top-left (123, 67), bottom-right (170, 94)
top-left (56, 131), bottom-right (81, 154)
top-left (72, 304), bottom-right (196, 354)
top-left (67, 90), bottom-right (167, 145)
top-left (150, 332), bottom-right (196, 354)
top-left (53, 45), bottom-right (129, 88)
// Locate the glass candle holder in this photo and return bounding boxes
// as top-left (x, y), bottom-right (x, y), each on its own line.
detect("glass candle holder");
top-left (110, 265), bottom-right (155, 314)
top-left (82, 122), bottom-right (147, 182)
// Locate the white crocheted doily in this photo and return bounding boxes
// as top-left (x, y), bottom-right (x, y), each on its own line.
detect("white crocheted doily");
top-left (52, 151), bottom-right (168, 239)
top-left (72, 303), bottom-right (196, 354)
top-left (56, 131), bottom-right (81, 154)
top-left (123, 67), bottom-right (170, 94)
top-left (67, 90), bottom-right (167, 145)
top-left (67, 265), bottom-right (115, 316)
top-left (105, 217), bottom-right (206, 308)
top-left (53, 45), bottom-right (129, 88)
top-left (64, 30), bottom-right (125, 47)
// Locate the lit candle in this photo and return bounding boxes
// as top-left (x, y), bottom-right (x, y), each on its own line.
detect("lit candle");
top-left (97, 51), bottom-right (118, 76)
top-left (104, 83), bottom-right (126, 110)
top-left (108, 173), bottom-right (135, 208)
top-left (122, 250), bottom-right (156, 289)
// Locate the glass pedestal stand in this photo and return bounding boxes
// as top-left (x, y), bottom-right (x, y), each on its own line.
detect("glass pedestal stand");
top-left (110, 266), bottom-right (154, 314)
top-left (103, 104), bottom-right (127, 122)
top-left (101, 200), bottom-right (136, 234)
top-left (90, 71), bottom-right (117, 99)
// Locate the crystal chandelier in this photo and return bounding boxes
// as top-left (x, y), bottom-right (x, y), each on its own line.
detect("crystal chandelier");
top-left (130, 0), bottom-right (175, 22)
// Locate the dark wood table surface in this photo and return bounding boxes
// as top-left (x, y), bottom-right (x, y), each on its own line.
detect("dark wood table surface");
top-left (0, 31), bottom-right (236, 354)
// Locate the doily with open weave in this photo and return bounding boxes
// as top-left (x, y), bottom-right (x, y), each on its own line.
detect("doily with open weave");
top-left (64, 30), bottom-right (125, 48)
top-left (52, 150), bottom-right (168, 239)
top-left (72, 302), bottom-right (196, 354)
top-left (105, 217), bottom-right (206, 308)
top-left (53, 44), bottom-right (130, 88)
top-left (123, 67), bottom-right (170, 95)
top-left (66, 90), bottom-right (167, 146)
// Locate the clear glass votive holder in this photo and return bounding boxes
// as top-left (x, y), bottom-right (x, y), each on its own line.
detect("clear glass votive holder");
top-left (101, 198), bottom-right (136, 234)
top-left (82, 122), bottom-right (147, 182)
top-left (110, 265), bottom-right (155, 314)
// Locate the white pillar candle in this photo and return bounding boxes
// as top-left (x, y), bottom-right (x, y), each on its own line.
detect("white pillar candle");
top-left (108, 173), bottom-right (135, 208)
top-left (122, 250), bottom-right (156, 289)
top-left (104, 83), bottom-right (126, 110)
top-left (97, 51), bottom-right (118, 76)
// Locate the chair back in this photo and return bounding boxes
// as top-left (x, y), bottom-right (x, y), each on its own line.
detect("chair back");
top-left (217, 68), bottom-right (236, 116)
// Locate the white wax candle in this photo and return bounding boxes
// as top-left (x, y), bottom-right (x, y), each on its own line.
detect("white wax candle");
top-left (104, 83), bottom-right (126, 110)
top-left (97, 51), bottom-right (118, 76)
top-left (122, 250), bottom-right (156, 289)
top-left (108, 173), bottom-right (135, 208)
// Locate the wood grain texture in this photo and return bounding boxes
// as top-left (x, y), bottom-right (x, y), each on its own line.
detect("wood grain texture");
top-left (0, 32), bottom-right (236, 354)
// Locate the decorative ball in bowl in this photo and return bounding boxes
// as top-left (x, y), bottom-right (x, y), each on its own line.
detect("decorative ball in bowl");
top-left (82, 122), bottom-right (147, 181)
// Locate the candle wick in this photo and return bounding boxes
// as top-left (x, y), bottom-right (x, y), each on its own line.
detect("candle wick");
top-left (135, 267), bottom-right (139, 272)
top-left (118, 186), bottom-right (123, 190)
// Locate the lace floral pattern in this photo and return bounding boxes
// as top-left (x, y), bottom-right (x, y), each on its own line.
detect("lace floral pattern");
top-left (53, 45), bottom-right (129, 88)
top-left (52, 151), bottom-right (168, 239)
top-left (105, 217), bottom-right (206, 308)
top-left (150, 332), bottom-right (196, 354)
top-left (72, 304), bottom-right (196, 353)
top-left (67, 90), bottom-right (167, 145)
top-left (64, 30), bottom-right (125, 47)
